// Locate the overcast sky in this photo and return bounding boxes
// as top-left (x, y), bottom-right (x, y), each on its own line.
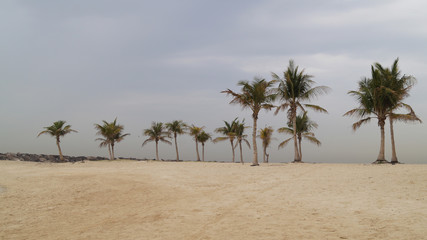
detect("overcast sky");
top-left (1, 0), bottom-right (426, 163)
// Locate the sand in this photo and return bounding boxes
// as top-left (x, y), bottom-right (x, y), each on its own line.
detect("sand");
top-left (0, 160), bottom-right (426, 240)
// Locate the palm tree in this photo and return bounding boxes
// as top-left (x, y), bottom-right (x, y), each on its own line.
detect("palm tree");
top-left (142, 122), bottom-right (171, 161)
top-left (38, 120), bottom-right (77, 162)
top-left (188, 125), bottom-right (204, 161)
top-left (258, 126), bottom-right (274, 163)
top-left (234, 119), bottom-right (251, 164)
top-left (165, 120), bottom-right (187, 161)
top-left (272, 60), bottom-right (329, 162)
top-left (214, 118), bottom-right (238, 163)
top-left (373, 58), bottom-right (422, 164)
top-left (222, 77), bottom-right (276, 166)
top-left (344, 67), bottom-right (396, 163)
top-left (277, 112), bottom-right (321, 162)
top-left (94, 118), bottom-right (130, 160)
top-left (197, 131), bottom-right (212, 162)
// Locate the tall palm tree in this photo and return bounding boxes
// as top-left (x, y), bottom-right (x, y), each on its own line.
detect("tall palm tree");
top-left (188, 125), bottom-right (204, 161)
top-left (277, 112), bottom-right (321, 162)
top-left (272, 60), bottom-right (329, 162)
top-left (222, 77), bottom-right (276, 166)
top-left (258, 126), bottom-right (274, 163)
top-left (165, 120), bottom-right (187, 161)
top-left (197, 131), bottom-right (212, 162)
top-left (234, 119), bottom-right (251, 164)
top-left (213, 118), bottom-right (238, 163)
top-left (38, 120), bottom-right (77, 162)
top-left (94, 118), bottom-right (130, 160)
top-left (373, 58), bottom-right (421, 164)
top-left (142, 122), bottom-right (171, 161)
top-left (388, 106), bottom-right (421, 164)
top-left (344, 67), bottom-right (396, 163)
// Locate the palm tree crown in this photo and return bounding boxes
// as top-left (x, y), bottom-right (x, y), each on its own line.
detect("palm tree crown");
top-left (234, 119), bottom-right (251, 164)
top-left (165, 120), bottom-right (187, 161)
top-left (38, 120), bottom-right (77, 162)
top-left (374, 58), bottom-right (421, 163)
top-left (94, 118), bottom-right (129, 160)
top-left (142, 122), bottom-right (171, 161)
top-left (188, 124), bottom-right (204, 161)
top-left (278, 112), bottom-right (320, 162)
top-left (259, 126), bottom-right (274, 163)
top-left (273, 60), bottom-right (329, 162)
top-left (222, 77), bottom-right (276, 166)
top-left (214, 118), bottom-right (238, 163)
top-left (197, 131), bottom-right (212, 162)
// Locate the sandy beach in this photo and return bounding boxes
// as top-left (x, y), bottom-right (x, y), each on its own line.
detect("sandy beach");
top-left (1, 160), bottom-right (426, 240)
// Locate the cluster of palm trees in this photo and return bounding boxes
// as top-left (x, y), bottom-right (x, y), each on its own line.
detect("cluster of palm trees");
top-left (38, 59), bottom-right (420, 164)
top-left (141, 121), bottom-right (217, 162)
top-left (344, 58), bottom-right (421, 164)
top-left (222, 60), bottom-right (329, 165)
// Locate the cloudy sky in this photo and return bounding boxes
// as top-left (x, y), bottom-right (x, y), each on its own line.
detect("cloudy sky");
top-left (1, 0), bottom-right (426, 163)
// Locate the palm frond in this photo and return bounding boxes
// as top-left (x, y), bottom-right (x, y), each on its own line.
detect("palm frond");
top-left (278, 138), bottom-right (293, 149)
top-left (352, 117), bottom-right (372, 131)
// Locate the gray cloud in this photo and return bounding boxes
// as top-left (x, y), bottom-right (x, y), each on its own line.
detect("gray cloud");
top-left (1, 0), bottom-right (426, 163)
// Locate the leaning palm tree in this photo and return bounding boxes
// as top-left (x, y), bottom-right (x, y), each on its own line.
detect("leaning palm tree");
top-left (94, 118), bottom-right (130, 160)
top-left (142, 122), bottom-right (171, 161)
top-left (258, 126), bottom-right (274, 163)
top-left (344, 67), bottom-right (396, 163)
top-left (38, 120), bottom-right (77, 162)
top-left (373, 58), bottom-right (422, 164)
top-left (188, 125), bottom-right (204, 161)
top-left (222, 77), bottom-right (276, 166)
top-left (165, 120), bottom-right (187, 161)
top-left (197, 131), bottom-right (212, 162)
top-left (234, 119), bottom-right (251, 164)
top-left (213, 118), bottom-right (238, 163)
top-left (277, 112), bottom-right (321, 162)
top-left (272, 60), bottom-right (329, 162)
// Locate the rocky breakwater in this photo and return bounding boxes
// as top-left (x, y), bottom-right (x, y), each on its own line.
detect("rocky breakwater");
top-left (0, 153), bottom-right (107, 162)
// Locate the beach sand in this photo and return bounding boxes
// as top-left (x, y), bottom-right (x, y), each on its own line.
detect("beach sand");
top-left (1, 160), bottom-right (426, 240)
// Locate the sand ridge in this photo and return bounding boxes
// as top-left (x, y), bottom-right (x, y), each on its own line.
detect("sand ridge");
top-left (1, 160), bottom-right (426, 239)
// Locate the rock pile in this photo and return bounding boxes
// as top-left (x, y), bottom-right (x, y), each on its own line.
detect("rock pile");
top-left (0, 153), bottom-right (108, 162)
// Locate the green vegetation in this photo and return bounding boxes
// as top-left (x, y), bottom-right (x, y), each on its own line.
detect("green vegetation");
top-left (214, 118), bottom-right (238, 163)
top-left (197, 131), bottom-right (212, 162)
top-left (35, 58), bottom-right (420, 164)
top-left (273, 60), bottom-right (329, 162)
top-left (166, 120), bottom-right (187, 161)
top-left (142, 122), bottom-right (171, 161)
top-left (222, 78), bottom-right (276, 166)
top-left (277, 112), bottom-right (321, 162)
top-left (37, 120), bottom-right (77, 162)
top-left (344, 58), bottom-right (421, 163)
top-left (94, 118), bottom-right (130, 160)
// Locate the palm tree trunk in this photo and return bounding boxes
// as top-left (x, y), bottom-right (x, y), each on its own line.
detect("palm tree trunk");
top-left (156, 140), bottom-right (159, 161)
top-left (252, 114), bottom-right (258, 166)
top-left (230, 139), bottom-right (235, 163)
top-left (195, 139), bottom-right (200, 161)
top-left (108, 144), bottom-right (112, 160)
top-left (389, 117), bottom-right (398, 164)
top-left (239, 141), bottom-right (244, 164)
top-left (376, 119), bottom-right (387, 163)
top-left (202, 143), bottom-right (205, 162)
top-left (56, 138), bottom-right (64, 162)
top-left (263, 146), bottom-right (267, 163)
top-left (174, 134), bottom-right (180, 161)
top-left (298, 135), bottom-right (302, 162)
top-left (292, 112), bottom-right (301, 162)
top-left (111, 143), bottom-right (115, 160)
